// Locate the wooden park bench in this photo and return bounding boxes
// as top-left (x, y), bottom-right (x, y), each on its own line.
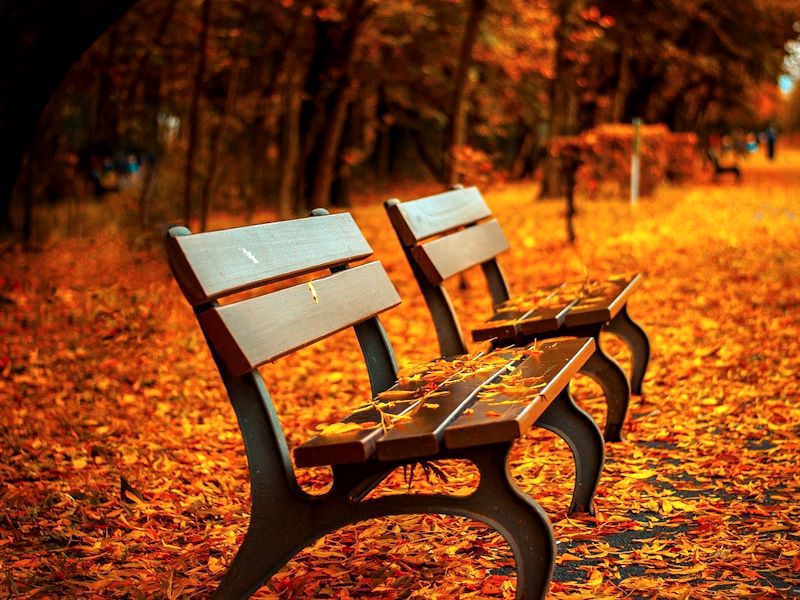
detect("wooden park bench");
top-left (165, 211), bottom-right (605, 599)
top-left (385, 186), bottom-right (651, 442)
top-left (706, 148), bottom-right (741, 180)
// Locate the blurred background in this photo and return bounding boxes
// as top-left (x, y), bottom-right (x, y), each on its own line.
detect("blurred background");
top-left (3, 0), bottom-right (800, 242)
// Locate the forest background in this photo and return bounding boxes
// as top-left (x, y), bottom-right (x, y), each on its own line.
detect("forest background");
top-left (3, 0), bottom-right (800, 241)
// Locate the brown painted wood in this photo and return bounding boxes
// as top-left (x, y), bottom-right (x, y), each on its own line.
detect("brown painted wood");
top-left (375, 358), bottom-right (516, 461)
top-left (410, 220), bottom-right (510, 285)
top-left (471, 299), bottom-right (578, 342)
top-left (199, 261), bottom-right (401, 376)
top-left (443, 338), bottom-right (595, 449)
top-left (167, 213), bottom-right (373, 305)
top-left (470, 310), bottom-right (523, 342)
top-left (294, 366), bottom-right (468, 467)
top-left (387, 187), bottom-right (492, 246)
top-left (563, 274), bottom-right (641, 327)
top-left (517, 301), bottom-right (578, 335)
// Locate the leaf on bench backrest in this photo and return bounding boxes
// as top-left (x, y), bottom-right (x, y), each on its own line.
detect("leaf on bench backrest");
top-left (198, 261), bottom-right (401, 376)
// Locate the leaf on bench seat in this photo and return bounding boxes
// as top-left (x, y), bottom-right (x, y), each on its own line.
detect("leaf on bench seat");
top-left (316, 422), bottom-right (378, 436)
top-left (295, 338), bottom-right (594, 466)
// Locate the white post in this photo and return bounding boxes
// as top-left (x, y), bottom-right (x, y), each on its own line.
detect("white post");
top-left (630, 117), bottom-right (642, 205)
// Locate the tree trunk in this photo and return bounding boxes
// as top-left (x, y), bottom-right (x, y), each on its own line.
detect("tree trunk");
top-left (444, 0), bottom-right (487, 186)
top-left (310, 84), bottom-right (354, 208)
top-left (610, 30), bottom-right (632, 123)
top-left (199, 31), bottom-right (244, 231)
top-left (300, 0), bottom-right (372, 209)
top-left (0, 0), bottom-right (137, 235)
top-left (183, 0), bottom-right (212, 228)
top-left (511, 127), bottom-right (536, 179)
top-left (123, 0), bottom-right (177, 107)
top-left (278, 70), bottom-right (303, 218)
top-left (539, 0), bottom-right (583, 199)
top-left (93, 24), bottom-right (120, 148)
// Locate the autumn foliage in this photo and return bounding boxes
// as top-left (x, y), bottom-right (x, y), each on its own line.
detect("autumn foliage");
top-left (553, 124), bottom-right (700, 199)
top-left (1, 149), bottom-right (800, 598)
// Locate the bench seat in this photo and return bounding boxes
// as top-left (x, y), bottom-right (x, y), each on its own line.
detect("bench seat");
top-left (295, 337), bottom-right (595, 466)
top-left (385, 187), bottom-right (652, 442)
top-left (472, 274), bottom-right (641, 341)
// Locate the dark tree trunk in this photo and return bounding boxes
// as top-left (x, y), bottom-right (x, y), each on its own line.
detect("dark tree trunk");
top-left (93, 24), bottom-right (121, 148)
top-left (199, 23), bottom-right (244, 232)
top-left (0, 0), bottom-right (138, 235)
top-left (444, 0), bottom-right (487, 186)
top-left (300, 0), bottom-right (372, 209)
top-left (540, 0), bottom-right (583, 199)
top-left (183, 0), bottom-right (212, 228)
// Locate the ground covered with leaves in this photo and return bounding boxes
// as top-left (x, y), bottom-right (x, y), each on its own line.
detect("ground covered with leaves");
top-left (2, 151), bottom-right (799, 598)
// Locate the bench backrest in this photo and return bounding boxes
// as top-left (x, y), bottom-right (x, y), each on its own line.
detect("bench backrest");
top-left (166, 213), bottom-right (401, 377)
top-left (165, 212), bottom-right (401, 494)
top-left (385, 186), bottom-right (512, 357)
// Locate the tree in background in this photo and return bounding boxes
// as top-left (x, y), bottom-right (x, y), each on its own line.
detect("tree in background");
top-left (2, 0), bottom-right (800, 240)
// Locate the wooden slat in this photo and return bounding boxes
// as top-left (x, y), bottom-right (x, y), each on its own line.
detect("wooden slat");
top-left (410, 220), bottom-right (510, 285)
top-left (167, 213), bottom-right (373, 305)
top-left (199, 261), bottom-right (400, 376)
top-left (388, 187), bottom-right (492, 246)
top-left (294, 369), bottom-right (460, 467)
top-left (443, 338), bottom-right (595, 449)
top-left (516, 299), bottom-right (577, 336)
top-left (471, 310), bottom-right (523, 342)
top-left (375, 358), bottom-right (516, 461)
top-left (563, 273), bottom-right (641, 327)
top-left (471, 299), bottom-right (577, 342)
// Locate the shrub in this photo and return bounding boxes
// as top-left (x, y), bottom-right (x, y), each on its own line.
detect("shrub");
top-left (552, 123), bottom-right (700, 198)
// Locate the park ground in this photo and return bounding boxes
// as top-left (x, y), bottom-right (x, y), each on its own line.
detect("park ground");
top-left (1, 147), bottom-right (799, 598)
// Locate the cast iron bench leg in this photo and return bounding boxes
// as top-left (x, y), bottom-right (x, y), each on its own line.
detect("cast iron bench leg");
top-left (576, 328), bottom-right (630, 442)
top-left (604, 304), bottom-right (651, 396)
top-left (535, 389), bottom-right (604, 515)
top-left (358, 443), bottom-right (555, 599)
top-left (214, 443), bottom-right (555, 599)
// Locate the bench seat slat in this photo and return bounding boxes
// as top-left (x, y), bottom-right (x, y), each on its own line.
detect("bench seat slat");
top-left (375, 359), bottom-right (515, 461)
top-left (444, 338), bottom-right (595, 449)
top-left (295, 338), bottom-right (595, 466)
top-left (470, 311), bottom-right (522, 341)
top-left (471, 299), bottom-right (577, 342)
top-left (563, 273), bottom-right (641, 327)
top-left (294, 370), bottom-right (462, 467)
top-left (199, 261), bottom-right (400, 376)
top-left (390, 187), bottom-right (492, 245)
top-left (168, 213), bottom-right (373, 305)
top-left (411, 219), bottom-right (510, 285)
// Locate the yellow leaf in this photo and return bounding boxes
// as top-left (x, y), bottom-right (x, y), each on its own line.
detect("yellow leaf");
top-left (318, 422), bottom-right (367, 437)
top-left (307, 281), bottom-right (319, 303)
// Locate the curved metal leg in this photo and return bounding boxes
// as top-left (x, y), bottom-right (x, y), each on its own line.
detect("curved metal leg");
top-left (604, 304), bottom-right (651, 396)
top-left (211, 509), bottom-right (308, 600)
top-left (535, 389), bottom-right (604, 515)
top-left (360, 444), bottom-right (555, 599)
top-left (579, 337), bottom-right (630, 442)
top-left (213, 443), bottom-right (555, 600)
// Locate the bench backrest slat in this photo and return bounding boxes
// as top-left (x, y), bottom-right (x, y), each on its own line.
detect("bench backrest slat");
top-left (198, 261), bottom-right (400, 376)
top-left (167, 213), bottom-right (373, 305)
top-left (410, 219), bottom-right (510, 285)
top-left (389, 186), bottom-right (492, 246)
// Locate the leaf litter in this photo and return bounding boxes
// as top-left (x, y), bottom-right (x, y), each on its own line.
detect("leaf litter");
top-left (1, 153), bottom-right (799, 597)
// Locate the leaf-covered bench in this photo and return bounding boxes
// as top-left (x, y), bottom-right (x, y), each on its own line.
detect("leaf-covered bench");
top-left (385, 186), bottom-right (651, 441)
top-left (165, 210), bottom-right (604, 599)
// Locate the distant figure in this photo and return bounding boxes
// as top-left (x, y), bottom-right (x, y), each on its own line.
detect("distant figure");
top-left (764, 126), bottom-right (777, 161)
